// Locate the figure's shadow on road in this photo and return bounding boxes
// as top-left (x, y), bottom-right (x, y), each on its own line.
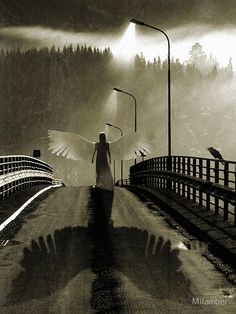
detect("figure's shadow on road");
top-left (7, 188), bottom-right (193, 311)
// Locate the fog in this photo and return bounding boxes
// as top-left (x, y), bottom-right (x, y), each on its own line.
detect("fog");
top-left (0, 24), bottom-right (235, 185)
top-left (0, 24), bottom-right (235, 68)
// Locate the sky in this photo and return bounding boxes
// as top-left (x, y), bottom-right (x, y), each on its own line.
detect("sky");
top-left (1, 0), bottom-right (236, 31)
top-left (0, 0), bottom-right (236, 68)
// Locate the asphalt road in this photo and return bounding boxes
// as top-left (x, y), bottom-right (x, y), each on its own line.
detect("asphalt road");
top-left (0, 186), bottom-right (235, 313)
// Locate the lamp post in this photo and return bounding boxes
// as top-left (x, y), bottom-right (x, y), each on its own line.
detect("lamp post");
top-left (113, 87), bottom-right (137, 164)
top-left (113, 88), bottom-right (137, 132)
top-left (106, 122), bottom-right (124, 185)
top-left (130, 18), bottom-right (171, 157)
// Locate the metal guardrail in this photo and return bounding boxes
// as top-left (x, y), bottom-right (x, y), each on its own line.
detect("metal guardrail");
top-left (115, 179), bottom-right (130, 186)
top-left (125, 156), bottom-right (236, 226)
top-left (0, 155), bottom-right (53, 199)
top-left (52, 178), bottom-right (65, 186)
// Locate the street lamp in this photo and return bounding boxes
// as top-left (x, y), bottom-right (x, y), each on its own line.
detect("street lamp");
top-left (130, 18), bottom-right (171, 157)
top-left (113, 87), bottom-right (137, 164)
top-left (106, 122), bottom-right (124, 136)
top-left (113, 88), bottom-right (137, 133)
top-left (106, 122), bottom-right (124, 185)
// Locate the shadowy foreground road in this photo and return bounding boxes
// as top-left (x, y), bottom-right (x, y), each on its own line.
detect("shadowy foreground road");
top-left (0, 186), bottom-right (235, 313)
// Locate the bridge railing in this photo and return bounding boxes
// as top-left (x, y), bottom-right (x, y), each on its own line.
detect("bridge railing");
top-left (126, 156), bottom-right (236, 226)
top-left (0, 155), bottom-right (53, 199)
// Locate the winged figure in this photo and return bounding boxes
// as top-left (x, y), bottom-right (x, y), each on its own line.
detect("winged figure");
top-left (48, 130), bottom-right (152, 191)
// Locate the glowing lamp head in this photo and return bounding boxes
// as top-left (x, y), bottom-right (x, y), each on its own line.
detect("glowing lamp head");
top-left (113, 88), bottom-right (122, 93)
top-left (130, 19), bottom-right (145, 26)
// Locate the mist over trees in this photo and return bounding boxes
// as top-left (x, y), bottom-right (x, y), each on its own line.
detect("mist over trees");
top-left (0, 43), bottom-right (234, 185)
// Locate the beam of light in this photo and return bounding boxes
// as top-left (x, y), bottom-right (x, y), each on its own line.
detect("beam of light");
top-left (103, 124), bottom-right (120, 142)
top-left (103, 124), bottom-right (110, 138)
top-left (111, 23), bottom-right (136, 63)
top-left (1, 24), bottom-right (236, 70)
top-left (100, 92), bottom-right (118, 130)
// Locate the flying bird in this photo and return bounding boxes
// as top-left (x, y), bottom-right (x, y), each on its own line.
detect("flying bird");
top-left (207, 147), bottom-right (224, 165)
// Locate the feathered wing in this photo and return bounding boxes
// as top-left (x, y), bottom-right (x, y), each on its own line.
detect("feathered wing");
top-left (109, 133), bottom-right (152, 160)
top-left (48, 130), bottom-right (95, 161)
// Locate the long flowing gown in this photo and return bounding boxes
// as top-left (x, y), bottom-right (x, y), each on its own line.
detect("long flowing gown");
top-left (95, 142), bottom-right (114, 191)
top-left (48, 129), bottom-right (152, 192)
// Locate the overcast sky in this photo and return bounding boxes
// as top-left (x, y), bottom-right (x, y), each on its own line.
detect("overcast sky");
top-left (1, 0), bottom-right (236, 31)
top-left (0, 1), bottom-right (236, 68)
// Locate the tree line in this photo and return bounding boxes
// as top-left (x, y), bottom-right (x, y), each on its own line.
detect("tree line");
top-left (0, 43), bottom-right (234, 161)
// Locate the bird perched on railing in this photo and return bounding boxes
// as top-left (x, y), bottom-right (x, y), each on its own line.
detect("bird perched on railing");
top-left (207, 147), bottom-right (224, 165)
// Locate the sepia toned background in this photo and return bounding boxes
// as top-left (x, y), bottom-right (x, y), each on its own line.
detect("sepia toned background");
top-left (0, 0), bottom-right (235, 186)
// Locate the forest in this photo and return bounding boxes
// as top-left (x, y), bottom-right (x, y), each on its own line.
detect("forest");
top-left (0, 43), bottom-right (234, 184)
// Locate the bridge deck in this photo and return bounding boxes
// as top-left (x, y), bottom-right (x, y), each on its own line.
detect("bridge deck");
top-left (127, 186), bottom-right (236, 264)
top-left (0, 186), bottom-right (235, 313)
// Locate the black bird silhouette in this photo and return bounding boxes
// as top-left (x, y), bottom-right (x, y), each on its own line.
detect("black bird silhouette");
top-left (207, 147), bottom-right (224, 165)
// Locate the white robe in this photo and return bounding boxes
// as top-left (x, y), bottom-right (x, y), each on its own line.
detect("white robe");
top-left (95, 142), bottom-right (113, 191)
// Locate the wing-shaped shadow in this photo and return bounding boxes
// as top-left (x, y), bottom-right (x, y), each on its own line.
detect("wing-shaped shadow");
top-left (7, 188), bottom-right (193, 311)
top-left (6, 226), bottom-right (90, 304)
top-left (112, 228), bottom-right (192, 302)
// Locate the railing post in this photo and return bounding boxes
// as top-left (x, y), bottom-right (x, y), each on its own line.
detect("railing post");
top-left (187, 157), bottom-right (191, 200)
top-left (224, 162), bottom-right (229, 221)
top-left (182, 157), bottom-right (186, 198)
top-left (173, 156), bottom-right (176, 193)
top-left (199, 159), bottom-right (203, 206)
top-left (215, 160), bottom-right (219, 215)
top-left (206, 160), bottom-right (211, 210)
top-left (167, 155), bottom-right (172, 191)
top-left (192, 158), bottom-right (196, 203)
top-left (157, 157), bottom-right (160, 188)
top-left (154, 158), bottom-right (157, 188)
top-left (235, 164), bottom-right (236, 226)
top-left (160, 157), bottom-right (163, 188)
top-left (234, 206), bottom-right (236, 226)
top-left (3, 157), bottom-right (6, 174)
top-left (177, 156), bottom-right (181, 195)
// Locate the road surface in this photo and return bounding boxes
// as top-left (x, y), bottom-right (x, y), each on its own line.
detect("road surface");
top-left (0, 186), bottom-right (235, 313)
